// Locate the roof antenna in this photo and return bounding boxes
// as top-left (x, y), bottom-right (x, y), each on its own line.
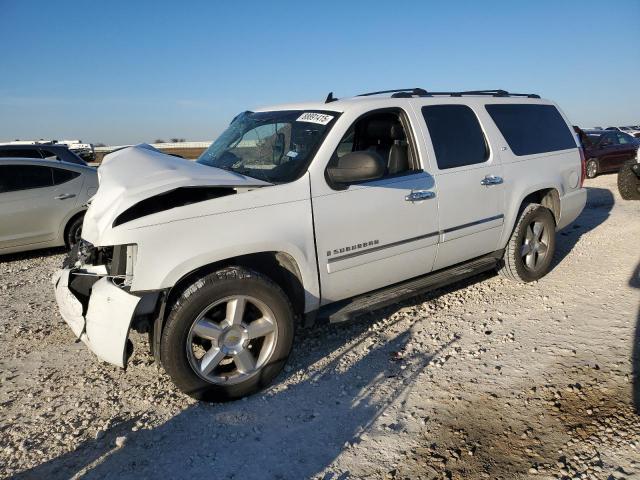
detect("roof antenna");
top-left (325, 92), bottom-right (338, 103)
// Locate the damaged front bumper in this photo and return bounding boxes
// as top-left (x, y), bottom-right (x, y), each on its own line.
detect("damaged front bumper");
top-left (52, 268), bottom-right (141, 367)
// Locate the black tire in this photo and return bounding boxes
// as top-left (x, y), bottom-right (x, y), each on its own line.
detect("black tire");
top-left (617, 159), bottom-right (640, 200)
top-left (586, 159), bottom-right (599, 179)
top-left (160, 267), bottom-right (294, 401)
top-left (499, 204), bottom-right (556, 283)
top-left (65, 215), bottom-right (84, 249)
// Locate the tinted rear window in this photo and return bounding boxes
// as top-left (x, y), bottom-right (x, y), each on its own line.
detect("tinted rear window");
top-left (421, 105), bottom-right (489, 169)
top-left (485, 104), bottom-right (576, 156)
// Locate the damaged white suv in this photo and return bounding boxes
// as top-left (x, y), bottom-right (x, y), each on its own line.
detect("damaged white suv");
top-left (53, 88), bottom-right (587, 401)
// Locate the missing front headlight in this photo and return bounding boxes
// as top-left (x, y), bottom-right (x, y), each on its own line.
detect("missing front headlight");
top-left (110, 244), bottom-right (137, 285)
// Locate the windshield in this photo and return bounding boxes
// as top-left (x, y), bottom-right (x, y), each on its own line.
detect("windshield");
top-left (197, 110), bottom-right (337, 183)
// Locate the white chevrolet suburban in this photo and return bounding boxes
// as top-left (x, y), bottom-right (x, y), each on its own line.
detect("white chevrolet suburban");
top-left (53, 88), bottom-right (587, 401)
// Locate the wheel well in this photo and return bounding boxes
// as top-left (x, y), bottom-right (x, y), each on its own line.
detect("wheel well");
top-left (520, 188), bottom-right (560, 225)
top-left (63, 211), bottom-right (86, 247)
top-left (167, 252), bottom-right (306, 319)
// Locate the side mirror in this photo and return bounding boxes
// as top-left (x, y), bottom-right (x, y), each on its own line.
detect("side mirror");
top-left (327, 151), bottom-right (386, 184)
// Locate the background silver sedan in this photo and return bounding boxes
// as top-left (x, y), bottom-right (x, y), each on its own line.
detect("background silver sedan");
top-left (0, 158), bottom-right (98, 255)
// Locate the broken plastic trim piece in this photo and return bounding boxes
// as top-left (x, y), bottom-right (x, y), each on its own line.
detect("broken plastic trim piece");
top-left (112, 186), bottom-right (237, 227)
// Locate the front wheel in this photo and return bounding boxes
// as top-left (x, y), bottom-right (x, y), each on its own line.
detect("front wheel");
top-left (65, 215), bottom-right (84, 249)
top-left (160, 267), bottom-right (294, 401)
top-left (499, 204), bottom-right (556, 283)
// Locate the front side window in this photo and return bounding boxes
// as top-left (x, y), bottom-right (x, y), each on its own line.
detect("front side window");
top-left (616, 132), bottom-right (632, 144)
top-left (485, 104), bottom-right (576, 156)
top-left (0, 165), bottom-right (53, 193)
top-left (198, 110), bottom-right (338, 183)
top-left (421, 105), bottom-right (489, 169)
top-left (328, 109), bottom-right (418, 179)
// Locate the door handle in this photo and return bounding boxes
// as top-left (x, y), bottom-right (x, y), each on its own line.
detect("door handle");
top-left (54, 193), bottom-right (76, 200)
top-left (480, 175), bottom-right (503, 186)
top-left (405, 190), bottom-right (436, 202)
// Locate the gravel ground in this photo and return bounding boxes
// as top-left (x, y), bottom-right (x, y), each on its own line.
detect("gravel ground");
top-left (1, 174), bottom-right (639, 480)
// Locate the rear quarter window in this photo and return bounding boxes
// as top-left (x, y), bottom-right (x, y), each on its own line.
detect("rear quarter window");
top-left (52, 167), bottom-right (81, 185)
top-left (485, 104), bottom-right (576, 156)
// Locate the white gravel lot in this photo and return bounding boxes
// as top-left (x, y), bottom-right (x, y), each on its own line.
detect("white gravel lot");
top-left (1, 174), bottom-right (639, 480)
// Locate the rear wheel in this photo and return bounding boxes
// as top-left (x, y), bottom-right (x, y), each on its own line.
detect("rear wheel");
top-left (499, 204), bottom-right (556, 283)
top-left (617, 159), bottom-right (640, 200)
top-left (65, 215), bottom-right (84, 249)
top-left (160, 267), bottom-right (294, 401)
top-left (586, 159), bottom-right (599, 179)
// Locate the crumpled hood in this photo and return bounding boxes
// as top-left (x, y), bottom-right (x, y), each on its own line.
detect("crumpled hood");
top-left (81, 144), bottom-right (270, 243)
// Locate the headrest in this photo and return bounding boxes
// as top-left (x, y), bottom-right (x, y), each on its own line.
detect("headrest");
top-left (390, 122), bottom-right (405, 141)
top-left (366, 120), bottom-right (391, 138)
top-left (365, 120), bottom-right (405, 141)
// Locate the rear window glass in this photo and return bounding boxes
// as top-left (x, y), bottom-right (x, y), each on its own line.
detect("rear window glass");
top-left (585, 132), bottom-right (603, 144)
top-left (421, 105), bottom-right (489, 169)
top-left (485, 104), bottom-right (576, 156)
top-left (40, 149), bottom-right (60, 160)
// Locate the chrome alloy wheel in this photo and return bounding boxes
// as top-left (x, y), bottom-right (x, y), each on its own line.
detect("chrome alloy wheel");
top-left (186, 295), bottom-right (278, 385)
top-left (520, 220), bottom-right (550, 271)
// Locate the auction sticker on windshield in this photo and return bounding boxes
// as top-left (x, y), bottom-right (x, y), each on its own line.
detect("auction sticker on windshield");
top-left (296, 112), bottom-right (334, 125)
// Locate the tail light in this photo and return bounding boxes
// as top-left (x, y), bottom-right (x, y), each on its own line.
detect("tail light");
top-left (578, 147), bottom-right (586, 188)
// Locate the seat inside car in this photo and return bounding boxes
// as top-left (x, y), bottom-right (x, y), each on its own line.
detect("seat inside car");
top-left (361, 116), bottom-right (410, 175)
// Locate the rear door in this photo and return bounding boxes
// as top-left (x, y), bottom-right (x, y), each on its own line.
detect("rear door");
top-left (415, 103), bottom-right (505, 270)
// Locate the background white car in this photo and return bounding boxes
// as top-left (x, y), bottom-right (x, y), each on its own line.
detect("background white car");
top-left (0, 158), bottom-right (98, 255)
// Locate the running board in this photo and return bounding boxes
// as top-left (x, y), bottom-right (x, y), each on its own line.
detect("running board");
top-left (318, 251), bottom-right (502, 324)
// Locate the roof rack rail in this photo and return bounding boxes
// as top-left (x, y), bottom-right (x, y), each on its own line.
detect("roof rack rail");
top-left (357, 88), bottom-right (428, 97)
top-left (354, 88), bottom-right (540, 99)
top-left (424, 90), bottom-right (541, 99)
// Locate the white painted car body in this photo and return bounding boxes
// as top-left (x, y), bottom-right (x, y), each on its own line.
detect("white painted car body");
top-left (53, 94), bottom-right (587, 368)
top-left (0, 158), bottom-right (97, 255)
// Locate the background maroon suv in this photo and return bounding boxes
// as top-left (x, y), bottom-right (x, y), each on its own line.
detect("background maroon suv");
top-left (579, 129), bottom-right (638, 178)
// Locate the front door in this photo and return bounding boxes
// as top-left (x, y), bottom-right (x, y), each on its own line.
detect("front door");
top-left (311, 108), bottom-right (439, 304)
top-left (615, 132), bottom-right (638, 168)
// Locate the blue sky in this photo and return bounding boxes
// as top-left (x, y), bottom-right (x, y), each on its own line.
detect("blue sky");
top-left (1, 0), bottom-right (639, 145)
